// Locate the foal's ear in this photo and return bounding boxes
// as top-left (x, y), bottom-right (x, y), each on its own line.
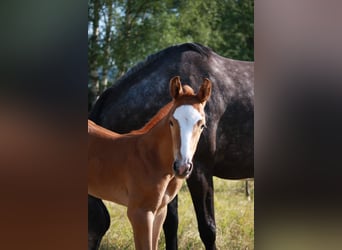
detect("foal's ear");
top-left (170, 76), bottom-right (183, 99)
top-left (197, 78), bottom-right (212, 103)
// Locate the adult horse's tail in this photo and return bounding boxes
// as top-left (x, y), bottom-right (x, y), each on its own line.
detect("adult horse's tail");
top-left (88, 195), bottom-right (110, 250)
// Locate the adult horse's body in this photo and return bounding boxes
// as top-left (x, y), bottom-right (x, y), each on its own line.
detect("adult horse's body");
top-left (88, 43), bottom-right (254, 250)
top-left (88, 76), bottom-right (211, 250)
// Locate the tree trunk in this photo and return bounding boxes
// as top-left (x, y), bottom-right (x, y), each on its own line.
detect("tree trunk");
top-left (88, 0), bottom-right (101, 109)
top-left (100, 1), bottom-right (114, 93)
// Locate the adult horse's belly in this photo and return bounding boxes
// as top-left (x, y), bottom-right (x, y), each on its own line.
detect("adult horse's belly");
top-left (213, 156), bottom-right (253, 179)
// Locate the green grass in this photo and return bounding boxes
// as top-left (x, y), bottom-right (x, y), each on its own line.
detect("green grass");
top-left (99, 178), bottom-right (254, 250)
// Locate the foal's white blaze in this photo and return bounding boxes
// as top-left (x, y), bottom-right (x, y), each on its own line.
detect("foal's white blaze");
top-left (173, 105), bottom-right (202, 160)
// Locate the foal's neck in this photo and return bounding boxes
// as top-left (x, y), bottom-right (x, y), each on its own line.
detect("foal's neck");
top-left (138, 112), bottom-right (174, 175)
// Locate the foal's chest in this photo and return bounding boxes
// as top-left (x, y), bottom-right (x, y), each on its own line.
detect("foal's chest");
top-left (160, 177), bottom-right (184, 207)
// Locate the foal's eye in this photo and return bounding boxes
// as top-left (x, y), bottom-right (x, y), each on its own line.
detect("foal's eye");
top-left (169, 121), bottom-right (173, 127)
top-left (200, 124), bottom-right (206, 130)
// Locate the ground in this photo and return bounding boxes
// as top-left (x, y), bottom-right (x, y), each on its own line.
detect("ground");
top-left (99, 177), bottom-right (254, 250)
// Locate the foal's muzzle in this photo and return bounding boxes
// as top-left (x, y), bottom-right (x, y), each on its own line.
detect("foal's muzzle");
top-left (173, 160), bottom-right (193, 178)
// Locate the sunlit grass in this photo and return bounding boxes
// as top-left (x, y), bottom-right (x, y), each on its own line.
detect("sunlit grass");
top-left (99, 178), bottom-right (254, 250)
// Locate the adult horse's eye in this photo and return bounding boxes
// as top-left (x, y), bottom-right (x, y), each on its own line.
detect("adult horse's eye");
top-left (169, 120), bottom-right (173, 127)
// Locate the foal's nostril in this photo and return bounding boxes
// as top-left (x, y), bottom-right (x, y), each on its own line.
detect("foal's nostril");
top-left (187, 162), bottom-right (193, 171)
top-left (173, 161), bottom-right (178, 172)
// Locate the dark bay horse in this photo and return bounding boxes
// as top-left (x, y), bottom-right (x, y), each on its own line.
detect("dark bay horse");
top-left (88, 43), bottom-right (254, 250)
top-left (88, 76), bottom-right (211, 250)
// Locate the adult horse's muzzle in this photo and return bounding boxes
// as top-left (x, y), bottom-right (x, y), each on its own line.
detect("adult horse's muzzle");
top-left (173, 159), bottom-right (193, 178)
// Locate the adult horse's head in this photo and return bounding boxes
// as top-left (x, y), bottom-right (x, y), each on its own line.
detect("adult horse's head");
top-left (168, 76), bottom-right (211, 179)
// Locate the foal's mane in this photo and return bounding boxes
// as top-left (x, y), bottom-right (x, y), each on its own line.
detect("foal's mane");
top-left (131, 85), bottom-right (196, 134)
top-left (130, 101), bottom-right (173, 134)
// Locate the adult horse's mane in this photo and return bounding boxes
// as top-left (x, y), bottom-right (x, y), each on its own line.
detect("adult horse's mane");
top-left (89, 43), bottom-right (212, 121)
top-left (116, 43), bottom-right (211, 87)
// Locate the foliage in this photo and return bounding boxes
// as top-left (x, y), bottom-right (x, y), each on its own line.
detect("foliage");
top-left (88, 0), bottom-right (254, 110)
top-left (214, 0), bottom-right (254, 60)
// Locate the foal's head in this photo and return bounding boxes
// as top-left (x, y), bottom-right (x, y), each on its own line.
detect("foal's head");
top-left (168, 76), bottom-right (212, 178)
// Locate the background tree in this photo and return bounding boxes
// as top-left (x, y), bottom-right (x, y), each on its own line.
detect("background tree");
top-left (214, 0), bottom-right (254, 60)
top-left (88, 0), bottom-right (254, 110)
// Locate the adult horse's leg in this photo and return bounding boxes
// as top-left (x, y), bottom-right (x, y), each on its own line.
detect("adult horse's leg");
top-left (163, 196), bottom-right (179, 250)
top-left (187, 163), bottom-right (216, 250)
top-left (88, 195), bottom-right (110, 250)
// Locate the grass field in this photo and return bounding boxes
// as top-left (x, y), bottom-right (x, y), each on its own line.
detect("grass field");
top-left (99, 178), bottom-right (254, 250)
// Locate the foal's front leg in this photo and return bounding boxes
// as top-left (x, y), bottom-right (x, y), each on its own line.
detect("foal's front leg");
top-left (127, 206), bottom-right (154, 250)
top-left (152, 206), bottom-right (167, 250)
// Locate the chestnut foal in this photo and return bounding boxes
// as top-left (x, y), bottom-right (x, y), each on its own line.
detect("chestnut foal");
top-left (88, 76), bottom-right (211, 250)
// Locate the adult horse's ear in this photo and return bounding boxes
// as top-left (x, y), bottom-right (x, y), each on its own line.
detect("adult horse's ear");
top-left (170, 76), bottom-right (183, 99)
top-left (197, 78), bottom-right (212, 103)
